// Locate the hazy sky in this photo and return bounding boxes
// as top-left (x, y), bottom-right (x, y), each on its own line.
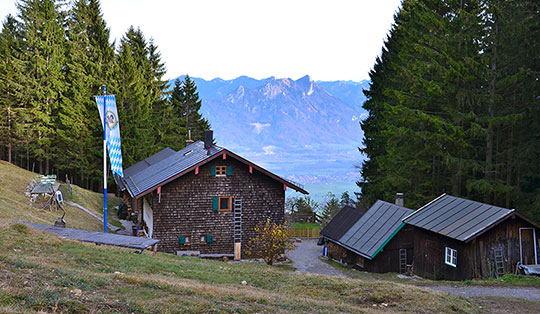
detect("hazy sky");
top-left (0, 0), bottom-right (402, 81)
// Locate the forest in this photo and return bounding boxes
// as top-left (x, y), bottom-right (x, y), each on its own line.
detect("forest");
top-left (0, 0), bottom-right (209, 190)
top-left (360, 0), bottom-right (540, 221)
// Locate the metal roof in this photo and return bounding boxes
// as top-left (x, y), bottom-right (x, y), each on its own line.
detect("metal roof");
top-left (123, 141), bottom-right (223, 197)
top-left (121, 141), bottom-right (308, 198)
top-left (403, 194), bottom-right (514, 242)
top-left (116, 147), bottom-right (176, 191)
top-left (337, 200), bottom-right (414, 259)
top-left (320, 206), bottom-right (365, 241)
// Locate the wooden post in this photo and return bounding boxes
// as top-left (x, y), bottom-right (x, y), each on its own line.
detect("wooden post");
top-left (234, 243), bottom-right (241, 260)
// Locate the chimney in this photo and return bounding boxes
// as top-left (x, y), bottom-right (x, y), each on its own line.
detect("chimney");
top-left (204, 130), bottom-right (213, 154)
top-left (185, 129), bottom-right (194, 147)
top-left (395, 193), bottom-right (404, 207)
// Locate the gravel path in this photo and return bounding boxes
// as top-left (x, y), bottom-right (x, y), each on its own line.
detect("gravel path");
top-left (425, 285), bottom-right (540, 301)
top-left (287, 238), bottom-right (347, 277)
top-left (288, 238), bottom-right (540, 302)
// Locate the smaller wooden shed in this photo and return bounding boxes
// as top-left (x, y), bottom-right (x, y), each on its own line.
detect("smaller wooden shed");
top-left (403, 194), bottom-right (540, 280)
top-left (321, 200), bottom-right (414, 273)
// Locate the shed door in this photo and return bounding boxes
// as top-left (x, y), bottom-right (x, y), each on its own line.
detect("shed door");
top-left (520, 228), bottom-right (537, 265)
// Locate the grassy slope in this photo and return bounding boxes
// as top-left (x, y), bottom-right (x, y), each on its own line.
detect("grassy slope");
top-left (0, 161), bottom-right (121, 231)
top-left (0, 222), bottom-right (480, 314)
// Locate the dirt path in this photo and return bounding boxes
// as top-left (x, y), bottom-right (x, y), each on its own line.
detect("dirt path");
top-left (287, 238), bottom-right (347, 277)
top-left (425, 285), bottom-right (540, 302)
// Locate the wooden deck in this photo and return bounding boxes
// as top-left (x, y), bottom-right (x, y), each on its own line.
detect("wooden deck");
top-left (23, 221), bottom-right (159, 251)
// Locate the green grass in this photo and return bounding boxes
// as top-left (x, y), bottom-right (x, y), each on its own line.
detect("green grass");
top-left (0, 221), bottom-right (480, 313)
top-left (290, 222), bottom-right (321, 229)
top-left (0, 161), bottom-right (121, 232)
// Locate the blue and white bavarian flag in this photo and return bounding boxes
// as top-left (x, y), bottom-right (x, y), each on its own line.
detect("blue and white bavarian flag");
top-left (95, 95), bottom-right (124, 177)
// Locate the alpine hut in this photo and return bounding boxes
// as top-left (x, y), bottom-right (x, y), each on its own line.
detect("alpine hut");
top-left (116, 131), bottom-right (308, 259)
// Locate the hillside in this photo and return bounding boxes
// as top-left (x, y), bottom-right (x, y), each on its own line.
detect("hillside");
top-left (0, 161), bottom-right (480, 313)
top-left (0, 221), bottom-right (479, 313)
top-left (0, 161), bottom-right (121, 231)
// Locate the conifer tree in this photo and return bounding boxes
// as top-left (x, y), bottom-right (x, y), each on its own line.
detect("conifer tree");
top-left (16, 0), bottom-right (67, 174)
top-left (0, 15), bottom-right (24, 164)
top-left (116, 27), bottom-right (156, 166)
top-left (177, 75), bottom-right (211, 141)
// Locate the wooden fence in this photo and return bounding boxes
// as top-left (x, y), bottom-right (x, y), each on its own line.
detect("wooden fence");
top-left (288, 227), bottom-right (322, 238)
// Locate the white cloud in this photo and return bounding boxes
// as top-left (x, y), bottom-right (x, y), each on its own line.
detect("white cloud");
top-left (249, 122), bottom-right (271, 134)
top-left (262, 145), bottom-right (277, 155)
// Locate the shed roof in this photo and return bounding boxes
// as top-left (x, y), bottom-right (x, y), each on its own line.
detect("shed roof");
top-left (336, 200), bottom-right (413, 259)
top-left (121, 141), bottom-right (308, 198)
top-left (403, 194), bottom-right (515, 242)
top-left (320, 206), bottom-right (365, 241)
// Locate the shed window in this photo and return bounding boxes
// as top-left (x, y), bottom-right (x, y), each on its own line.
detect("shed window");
top-left (219, 196), bottom-right (231, 212)
top-left (216, 166), bottom-right (227, 176)
top-left (445, 247), bottom-right (457, 267)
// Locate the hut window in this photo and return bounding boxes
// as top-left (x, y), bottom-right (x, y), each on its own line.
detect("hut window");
top-left (200, 235), bottom-right (206, 243)
top-left (216, 166), bottom-right (227, 176)
top-left (219, 196), bottom-right (232, 212)
top-left (445, 247), bottom-right (457, 267)
top-left (178, 236), bottom-right (191, 245)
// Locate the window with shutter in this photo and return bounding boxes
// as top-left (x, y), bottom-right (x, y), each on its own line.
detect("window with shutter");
top-left (218, 196), bottom-right (231, 212)
top-left (215, 166), bottom-right (226, 176)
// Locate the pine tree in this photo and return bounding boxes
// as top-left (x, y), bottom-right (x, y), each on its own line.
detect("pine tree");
top-left (116, 27), bottom-right (156, 167)
top-left (177, 75), bottom-right (211, 141)
top-left (16, 0), bottom-right (67, 174)
top-left (0, 15), bottom-right (24, 164)
top-left (56, 0), bottom-right (97, 184)
top-left (359, 0), bottom-right (540, 221)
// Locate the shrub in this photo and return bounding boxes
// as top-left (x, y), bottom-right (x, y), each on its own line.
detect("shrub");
top-left (246, 218), bottom-right (294, 265)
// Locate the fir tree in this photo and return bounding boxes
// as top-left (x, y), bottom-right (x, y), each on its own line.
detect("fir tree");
top-left (16, 0), bottom-right (67, 174)
top-left (0, 15), bottom-right (24, 164)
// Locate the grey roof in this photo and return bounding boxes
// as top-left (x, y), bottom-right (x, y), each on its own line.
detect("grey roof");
top-left (403, 194), bottom-right (514, 242)
top-left (320, 206), bottom-right (365, 241)
top-left (123, 141), bottom-right (223, 197)
top-left (125, 147), bottom-right (176, 178)
top-left (337, 200), bottom-right (414, 259)
top-left (116, 147), bottom-right (176, 191)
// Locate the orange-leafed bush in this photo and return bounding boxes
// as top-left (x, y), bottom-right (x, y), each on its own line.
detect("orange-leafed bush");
top-left (245, 218), bottom-right (294, 265)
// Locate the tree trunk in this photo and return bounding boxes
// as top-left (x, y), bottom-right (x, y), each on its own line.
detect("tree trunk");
top-left (485, 17), bottom-right (498, 203)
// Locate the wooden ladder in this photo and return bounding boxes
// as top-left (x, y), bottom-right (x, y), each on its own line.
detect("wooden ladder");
top-left (399, 249), bottom-right (407, 274)
top-left (494, 248), bottom-right (505, 277)
top-left (233, 199), bottom-right (242, 243)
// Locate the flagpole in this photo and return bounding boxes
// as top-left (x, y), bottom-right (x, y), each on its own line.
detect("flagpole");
top-left (103, 85), bottom-right (108, 233)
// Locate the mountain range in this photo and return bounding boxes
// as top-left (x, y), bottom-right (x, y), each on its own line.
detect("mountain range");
top-left (172, 75), bottom-right (369, 200)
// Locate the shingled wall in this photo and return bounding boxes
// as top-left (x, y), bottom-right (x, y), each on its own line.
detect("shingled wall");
top-left (149, 155), bottom-right (285, 257)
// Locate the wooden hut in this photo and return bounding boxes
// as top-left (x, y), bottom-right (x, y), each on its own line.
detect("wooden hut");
top-left (116, 131), bottom-right (308, 259)
top-left (321, 198), bottom-right (414, 273)
top-left (403, 194), bottom-right (540, 280)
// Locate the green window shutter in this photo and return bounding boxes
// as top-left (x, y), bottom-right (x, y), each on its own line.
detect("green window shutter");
top-left (212, 197), bottom-right (219, 212)
top-left (226, 166), bottom-right (232, 176)
top-left (210, 166), bottom-right (216, 176)
top-left (178, 236), bottom-right (185, 245)
top-left (206, 235), bottom-right (213, 243)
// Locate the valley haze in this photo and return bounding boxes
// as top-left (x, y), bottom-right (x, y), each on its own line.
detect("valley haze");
top-left (172, 75), bottom-right (370, 202)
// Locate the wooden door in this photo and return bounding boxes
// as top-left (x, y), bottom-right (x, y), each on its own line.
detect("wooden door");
top-left (520, 228), bottom-right (536, 265)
